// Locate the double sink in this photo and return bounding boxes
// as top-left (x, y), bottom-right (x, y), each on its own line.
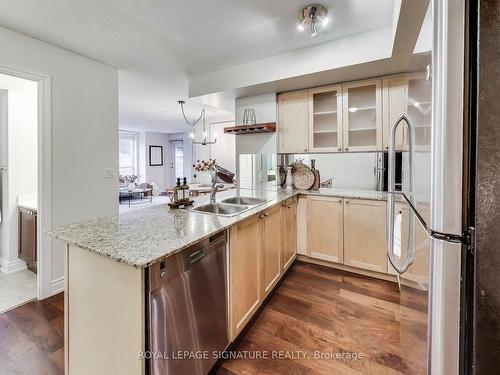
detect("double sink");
top-left (189, 196), bottom-right (270, 217)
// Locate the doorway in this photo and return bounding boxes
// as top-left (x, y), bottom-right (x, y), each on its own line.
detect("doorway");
top-left (170, 140), bottom-right (184, 185)
top-left (0, 66), bottom-right (52, 309)
top-left (0, 73), bottom-right (38, 312)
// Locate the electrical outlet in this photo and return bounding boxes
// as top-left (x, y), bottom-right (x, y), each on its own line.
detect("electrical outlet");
top-left (104, 168), bottom-right (115, 178)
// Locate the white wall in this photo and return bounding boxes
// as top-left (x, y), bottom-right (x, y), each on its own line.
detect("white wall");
top-left (140, 132), bottom-right (169, 191)
top-left (0, 26), bottom-right (118, 295)
top-left (234, 94), bottom-right (277, 183)
top-left (0, 74), bottom-right (37, 272)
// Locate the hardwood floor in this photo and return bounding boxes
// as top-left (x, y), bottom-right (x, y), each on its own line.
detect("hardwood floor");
top-left (0, 262), bottom-right (427, 375)
top-left (215, 261), bottom-right (428, 375)
top-left (0, 293), bottom-right (64, 375)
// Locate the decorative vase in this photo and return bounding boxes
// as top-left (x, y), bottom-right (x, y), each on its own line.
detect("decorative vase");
top-left (310, 159), bottom-right (320, 190)
top-left (285, 166), bottom-right (293, 190)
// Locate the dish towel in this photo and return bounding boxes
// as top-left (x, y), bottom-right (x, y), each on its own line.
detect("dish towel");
top-left (393, 211), bottom-right (402, 257)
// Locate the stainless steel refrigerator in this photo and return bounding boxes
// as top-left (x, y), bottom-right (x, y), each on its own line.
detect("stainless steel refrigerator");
top-left (385, 1), bottom-right (470, 374)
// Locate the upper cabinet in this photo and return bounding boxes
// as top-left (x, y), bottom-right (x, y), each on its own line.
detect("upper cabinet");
top-left (308, 85), bottom-right (343, 152)
top-left (277, 72), bottom-right (425, 154)
top-left (278, 90), bottom-right (309, 153)
top-left (406, 71), bottom-right (432, 150)
top-left (342, 79), bottom-right (382, 152)
top-left (383, 75), bottom-right (407, 151)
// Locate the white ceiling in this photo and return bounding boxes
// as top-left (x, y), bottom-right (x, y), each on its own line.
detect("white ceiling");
top-left (0, 0), bottom-right (396, 133)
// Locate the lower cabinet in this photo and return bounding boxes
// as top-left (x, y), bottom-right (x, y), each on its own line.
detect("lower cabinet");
top-left (229, 201), bottom-right (297, 340)
top-left (229, 214), bottom-right (262, 339)
top-left (343, 198), bottom-right (387, 273)
top-left (261, 204), bottom-right (283, 296)
top-left (18, 207), bottom-right (37, 273)
top-left (307, 196), bottom-right (344, 263)
top-left (282, 197), bottom-right (297, 271)
top-left (305, 196), bottom-right (388, 274)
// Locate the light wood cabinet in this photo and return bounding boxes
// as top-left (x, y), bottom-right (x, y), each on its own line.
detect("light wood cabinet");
top-left (278, 90), bottom-right (309, 153)
top-left (307, 196), bottom-right (344, 263)
top-left (229, 215), bottom-right (262, 339)
top-left (343, 198), bottom-right (387, 273)
top-left (382, 75), bottom-right (407, 151)
top-left (282, 197), bottom-right (298, 271)
top-left (261, 205), bottom-right (283, 296)
top-left (342, 79), bottom-right (382, 152)
top-left (406, 71), bottom-right (432, 151)
top-left (308, 85), bottom-right (343, 152)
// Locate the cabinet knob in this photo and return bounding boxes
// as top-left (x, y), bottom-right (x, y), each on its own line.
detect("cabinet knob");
top-left (264, 212), bottom-right (269, 217)
top-left (260, 213), bottom-right (265, 219)
top-left (304, 148), bottom-right (308, 152)
top-left (338, 199), bottom-right (342, 203)
top-left (160, 271), bottom-right (167, 279)
top-left (337, 147), bottom-right (341, 151)
top-left (385, 146), bottom-right (389, 150)
top-left (345, 200), bottom-right (349, 204)
top-left (344, 147), bottom-right (349, 151)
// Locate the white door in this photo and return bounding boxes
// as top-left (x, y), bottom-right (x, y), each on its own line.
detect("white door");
top-left (169, 140), bottom-right (184, 185)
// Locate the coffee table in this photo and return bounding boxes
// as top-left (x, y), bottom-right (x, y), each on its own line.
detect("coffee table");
top-left (119, 188), bottom-right (153, 207)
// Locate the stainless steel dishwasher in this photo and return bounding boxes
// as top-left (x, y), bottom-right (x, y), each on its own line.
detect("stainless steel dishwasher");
top-left (146, 230), bottom-right (228, 375)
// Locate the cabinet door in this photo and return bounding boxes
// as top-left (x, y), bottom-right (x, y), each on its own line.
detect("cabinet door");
top-left (261, 205), bottom-right (283, 297)
top-left (278, 91), bottom-right (309, 153)
top-left (282, 198), bottom-right (297, 271)
top-left (342, 79), bottom-right (382, 152)
top-left (406, 71), bottom-right (432, 151)
top-left (382, 75), bottom-right (407, 151)
top-left (344, 199), bottom-right (387, 273)
top-left (309, 85), bottom-right (343, 152)
top-left (229, 215), bottom-right (262, 339)
top-left (307, 196), bottom-right (344, 263)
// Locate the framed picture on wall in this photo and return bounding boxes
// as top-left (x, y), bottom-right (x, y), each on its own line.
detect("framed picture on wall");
top-left (149, 145), bottom-right (163, 166)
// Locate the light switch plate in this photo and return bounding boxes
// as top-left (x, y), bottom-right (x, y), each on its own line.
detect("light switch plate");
top-left (104, 167), bottom-right (115, 178)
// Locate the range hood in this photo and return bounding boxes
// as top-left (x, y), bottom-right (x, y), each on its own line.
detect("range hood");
top-left (223, 122), bottom-right (276, 135)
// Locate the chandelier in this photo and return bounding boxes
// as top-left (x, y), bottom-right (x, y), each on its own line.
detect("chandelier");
top-left (178, 100), bottom-right (217, 145)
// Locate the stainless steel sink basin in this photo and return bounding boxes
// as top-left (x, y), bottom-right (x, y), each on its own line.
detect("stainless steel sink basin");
top-left (191, 203), bottom-right (249, 217)
top-left (221, 197), bottom-right (269, 206)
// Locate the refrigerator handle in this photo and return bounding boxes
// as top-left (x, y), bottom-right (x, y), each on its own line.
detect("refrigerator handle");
top-left (387, 113), bottom-right (416, 274)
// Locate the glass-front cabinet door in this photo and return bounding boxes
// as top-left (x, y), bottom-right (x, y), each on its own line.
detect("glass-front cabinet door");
top-left (406, 71), bottom-right (432, 151)
top-left (308, 85), bottom-right (343, 152)
top-left (342, 79), bottom-right (382, 152)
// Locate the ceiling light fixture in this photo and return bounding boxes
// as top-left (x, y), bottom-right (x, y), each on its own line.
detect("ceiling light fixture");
top-left (178, 100), bottom-right (217, 146)
top-left (298, 4), bottom-right (329, 37)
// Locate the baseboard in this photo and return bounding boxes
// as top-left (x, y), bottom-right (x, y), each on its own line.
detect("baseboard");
top-left (0, 257), bottom-right (28, 274)
top-left (51, 276), bottom-right (64, 295)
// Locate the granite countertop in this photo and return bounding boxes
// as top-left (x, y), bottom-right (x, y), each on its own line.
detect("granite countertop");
top-left (49, 187), bottom-right (387, 268)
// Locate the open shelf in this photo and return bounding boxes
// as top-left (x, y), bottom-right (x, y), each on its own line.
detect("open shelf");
top-left (224, 122), bottom-right (276, 135)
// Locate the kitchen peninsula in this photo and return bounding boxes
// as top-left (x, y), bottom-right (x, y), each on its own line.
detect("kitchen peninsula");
top-left (51, 187), bottom-right (397, 375)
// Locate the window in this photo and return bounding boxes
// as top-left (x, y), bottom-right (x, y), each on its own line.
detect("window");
top-left (119, 131), bottom-right (138, 176)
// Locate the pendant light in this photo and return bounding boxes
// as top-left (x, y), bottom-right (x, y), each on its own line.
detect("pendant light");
top-left (178, 100), bottom-right (217, 146)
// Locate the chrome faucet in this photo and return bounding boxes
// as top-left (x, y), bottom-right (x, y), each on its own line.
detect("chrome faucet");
top-left (210, 172), bottom-right (224, 204)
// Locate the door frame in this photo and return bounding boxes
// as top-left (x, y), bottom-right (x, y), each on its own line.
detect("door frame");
top-left (0, 65), bottom-right (53, 300)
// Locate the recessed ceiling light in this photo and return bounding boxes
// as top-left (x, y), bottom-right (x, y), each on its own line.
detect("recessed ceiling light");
top-left (297, 4), bottom-right (329, 37)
